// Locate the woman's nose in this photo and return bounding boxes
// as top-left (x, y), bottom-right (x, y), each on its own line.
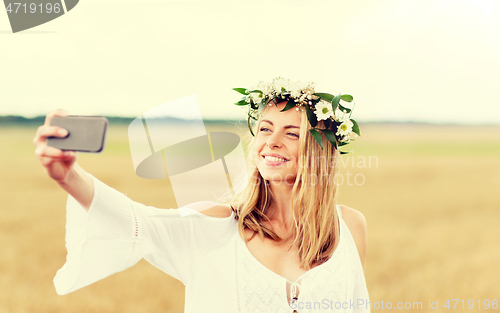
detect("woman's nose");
top-left (267, 132), bottom-right (282, 148)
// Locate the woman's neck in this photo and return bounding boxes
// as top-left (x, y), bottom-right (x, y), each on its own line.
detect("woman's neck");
top-left (267, 181), bottom-right (295, 229)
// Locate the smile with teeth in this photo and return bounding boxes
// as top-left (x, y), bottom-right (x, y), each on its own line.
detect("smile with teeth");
top-left (263, 155), bottom-right (288, 162)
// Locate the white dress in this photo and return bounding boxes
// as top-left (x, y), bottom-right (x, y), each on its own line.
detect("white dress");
top-left (54, 174), bottom-right (370, 313)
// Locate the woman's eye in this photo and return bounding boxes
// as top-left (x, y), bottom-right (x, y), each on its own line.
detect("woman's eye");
top-left (288, 132), bottom-right (299, 138)
top-left (260, 127), bottom-right (271, 132)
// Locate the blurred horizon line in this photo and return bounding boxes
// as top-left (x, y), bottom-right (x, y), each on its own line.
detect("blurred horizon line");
top-left (0, 114), bottom-right (499, 127)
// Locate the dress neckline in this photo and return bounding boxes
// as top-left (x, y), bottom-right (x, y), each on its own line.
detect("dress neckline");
top-left (236, 208), bottom-right (344, 285)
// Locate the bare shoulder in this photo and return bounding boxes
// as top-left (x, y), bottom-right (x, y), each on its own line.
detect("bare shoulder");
top-left (200, 203), bottom-right (233, 218)
top-left (339, 204), bottom-right (368, 269)
top-left (340, 205), bottom-right (367, 234)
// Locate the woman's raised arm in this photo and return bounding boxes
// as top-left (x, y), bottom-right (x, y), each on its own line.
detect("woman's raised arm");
top-left (33, 109), bottom-right (94, 211)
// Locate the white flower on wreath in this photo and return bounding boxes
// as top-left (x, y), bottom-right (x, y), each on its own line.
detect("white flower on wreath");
top-left (334, 108), bottom-right (350, 123)
top-left (289, 82), bottom-right (302, 98)
top-left (290, 88), bottom-right (301, 98)
top-left (258, 81), bottom-right (272, 96)
top-left (314, 101), bottom-right (334, 121)
top-left (273, 78), bottom-right (287, 95)
top-left (336, 119), bottom-right (354, 136)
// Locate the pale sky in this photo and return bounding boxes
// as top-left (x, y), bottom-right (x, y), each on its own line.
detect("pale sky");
top-left (1, 0), bottom-right (499, 124)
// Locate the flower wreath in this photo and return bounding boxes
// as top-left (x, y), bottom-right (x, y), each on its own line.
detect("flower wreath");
top-left (233, 77), bottom-right (360, 153)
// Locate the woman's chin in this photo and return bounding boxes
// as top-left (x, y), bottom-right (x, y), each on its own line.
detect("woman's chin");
top-left (259, 172), bottom-right (297, 186)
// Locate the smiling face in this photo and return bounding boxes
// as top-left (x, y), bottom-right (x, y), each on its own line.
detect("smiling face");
top-left (251, 101), bottom-right (302, 185)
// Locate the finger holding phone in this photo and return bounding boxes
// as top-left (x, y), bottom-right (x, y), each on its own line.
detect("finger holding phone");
top-left (33, 109), bottom-right (77, 183)
top-left (33, 110), bottom-right (108, 211)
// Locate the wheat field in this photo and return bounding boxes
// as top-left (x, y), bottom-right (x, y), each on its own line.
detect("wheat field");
top-left (1, 123), bottom-right (499, 313)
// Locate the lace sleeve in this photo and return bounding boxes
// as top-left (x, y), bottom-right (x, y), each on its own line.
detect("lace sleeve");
top-left (53, 173), bottom-right (235, 295)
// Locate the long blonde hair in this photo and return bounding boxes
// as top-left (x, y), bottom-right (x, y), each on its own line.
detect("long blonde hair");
top-left (229, 105), bottom-right (340, 270)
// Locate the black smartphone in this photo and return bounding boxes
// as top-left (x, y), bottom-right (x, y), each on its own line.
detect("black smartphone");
top-left (47, 115), bottom-right (109, 153)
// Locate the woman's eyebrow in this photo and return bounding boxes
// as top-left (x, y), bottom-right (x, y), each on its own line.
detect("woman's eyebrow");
top-left (261, 119), bottom-right (300, 129)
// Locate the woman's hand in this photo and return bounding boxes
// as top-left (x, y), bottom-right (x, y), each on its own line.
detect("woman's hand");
top-left (33, 109), bottom-right (94, 210)
top-left (33, 109), bottom-right (77, 183)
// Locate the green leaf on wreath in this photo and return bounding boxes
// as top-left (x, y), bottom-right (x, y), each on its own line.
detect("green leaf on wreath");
top-left (351, 119), bottom-right (360, 136)
top-left (332, 94), bottom-right (341, 112)
top-left (281, 99), bottom-right (296, 112)
top-left (233, 88), bottom-right (249, 95)
top-left (235, 99), bottom-right (247, 106)
top-left (338, 104), bottom-right (351, 113)
top-left (321, 129), bottom-right (338, 149)
top-left (309, 129), bottom-right (323, 149)
top-left (340, 94), bottom-right (354, 102)
top-left (314, 93), bottom-right (334, 103)
top-left (304, 105), bottom-right (318, 127)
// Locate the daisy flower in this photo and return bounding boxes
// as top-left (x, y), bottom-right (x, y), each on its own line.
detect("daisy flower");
top-left (314, 101), bottom-right (334, 121)
top-left (336, 119), bottom-right (354, 136)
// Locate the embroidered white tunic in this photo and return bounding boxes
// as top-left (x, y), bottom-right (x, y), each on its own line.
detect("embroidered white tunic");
top-left (54, 174), bottom-right (370, 313)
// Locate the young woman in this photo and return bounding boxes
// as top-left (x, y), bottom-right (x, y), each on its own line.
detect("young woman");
top-left (33, 78), bottom-right (369, 312)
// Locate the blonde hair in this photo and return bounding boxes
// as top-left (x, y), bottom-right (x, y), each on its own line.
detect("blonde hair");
top-left (229, 104), bottom-right (341, 270)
